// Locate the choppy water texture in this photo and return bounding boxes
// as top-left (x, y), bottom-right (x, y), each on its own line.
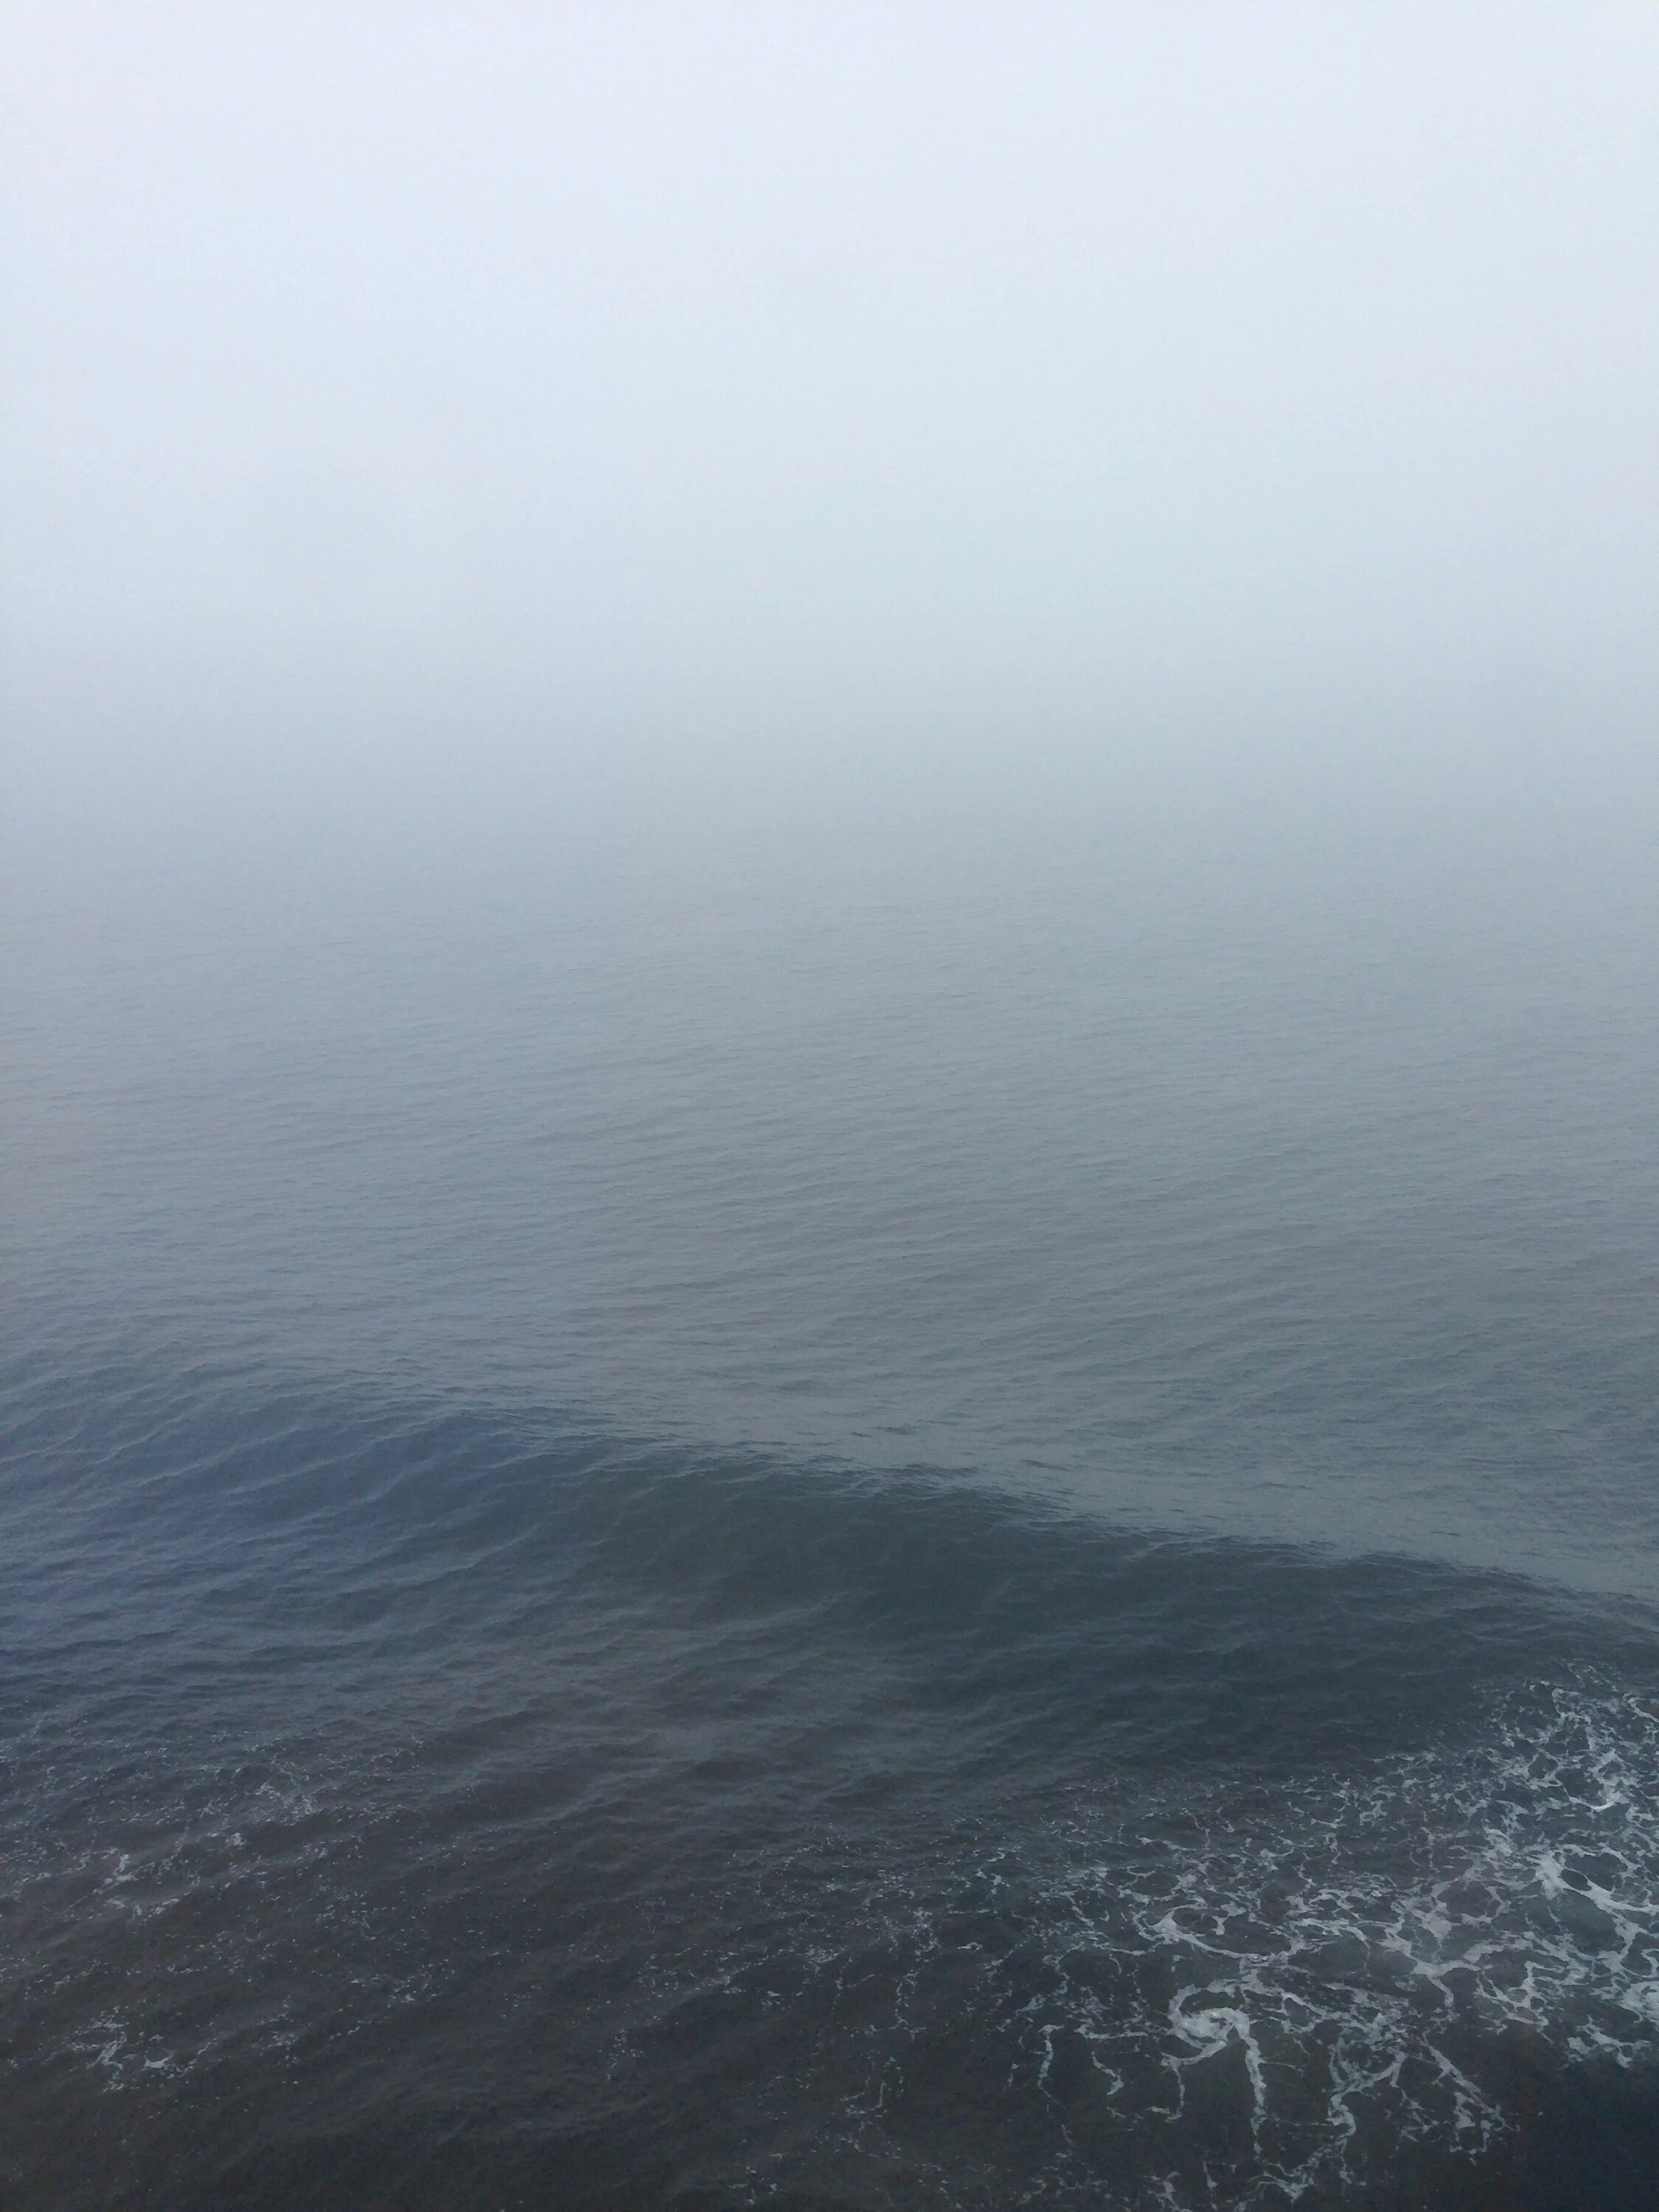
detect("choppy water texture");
top-left (4, 821), bottom-right (1659, 2207)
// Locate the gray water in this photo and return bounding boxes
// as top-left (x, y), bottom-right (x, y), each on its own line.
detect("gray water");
top-left (11, 773), bottom-right (1658, 1579)
top-left (5, 759), bottom-right (1659, 2208)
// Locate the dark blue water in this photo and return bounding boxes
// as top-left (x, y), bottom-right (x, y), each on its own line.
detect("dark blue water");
top-left (5, 806), bottom-right (1659, 2208)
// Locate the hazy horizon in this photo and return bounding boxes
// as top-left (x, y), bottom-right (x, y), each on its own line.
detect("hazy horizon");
top-left (6, 1), bottom-right (1658, 910)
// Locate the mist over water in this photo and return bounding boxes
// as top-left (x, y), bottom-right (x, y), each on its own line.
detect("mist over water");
top-left (5, 7), bottom-right (1659, 2207)
top-left (11, 732), bottom-right (1659, 1585)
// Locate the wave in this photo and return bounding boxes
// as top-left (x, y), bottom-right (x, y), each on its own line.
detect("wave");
top-left (4, 1354), bottom-right (1659, 2207)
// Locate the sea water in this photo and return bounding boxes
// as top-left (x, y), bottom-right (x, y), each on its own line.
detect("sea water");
top-left (4, 774), bottom-right (1658, 2208)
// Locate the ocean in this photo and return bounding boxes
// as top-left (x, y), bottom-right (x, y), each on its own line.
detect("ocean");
top-left (5, 785), bottom-right (1659, 2209)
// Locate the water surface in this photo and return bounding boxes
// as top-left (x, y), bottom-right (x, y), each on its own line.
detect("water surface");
top-left (5, 799), bottom-right (1658, 2207)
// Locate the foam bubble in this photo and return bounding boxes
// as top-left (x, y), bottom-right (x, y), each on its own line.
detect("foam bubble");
top-left (632, 1678), bottom-right (1659, 2206)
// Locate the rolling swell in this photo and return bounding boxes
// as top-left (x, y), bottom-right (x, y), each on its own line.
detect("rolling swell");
top-left (4, 1357), bottom-right (1659, 2208)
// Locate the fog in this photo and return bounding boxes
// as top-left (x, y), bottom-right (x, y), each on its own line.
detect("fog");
top-left (6, 3), bottom-right (1659, 1590)
top-left (4, 2), bottom-right (1658, 905)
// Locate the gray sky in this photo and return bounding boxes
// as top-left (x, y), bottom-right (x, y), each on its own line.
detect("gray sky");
top-left (5, 2), bottom-right (1658, 868)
